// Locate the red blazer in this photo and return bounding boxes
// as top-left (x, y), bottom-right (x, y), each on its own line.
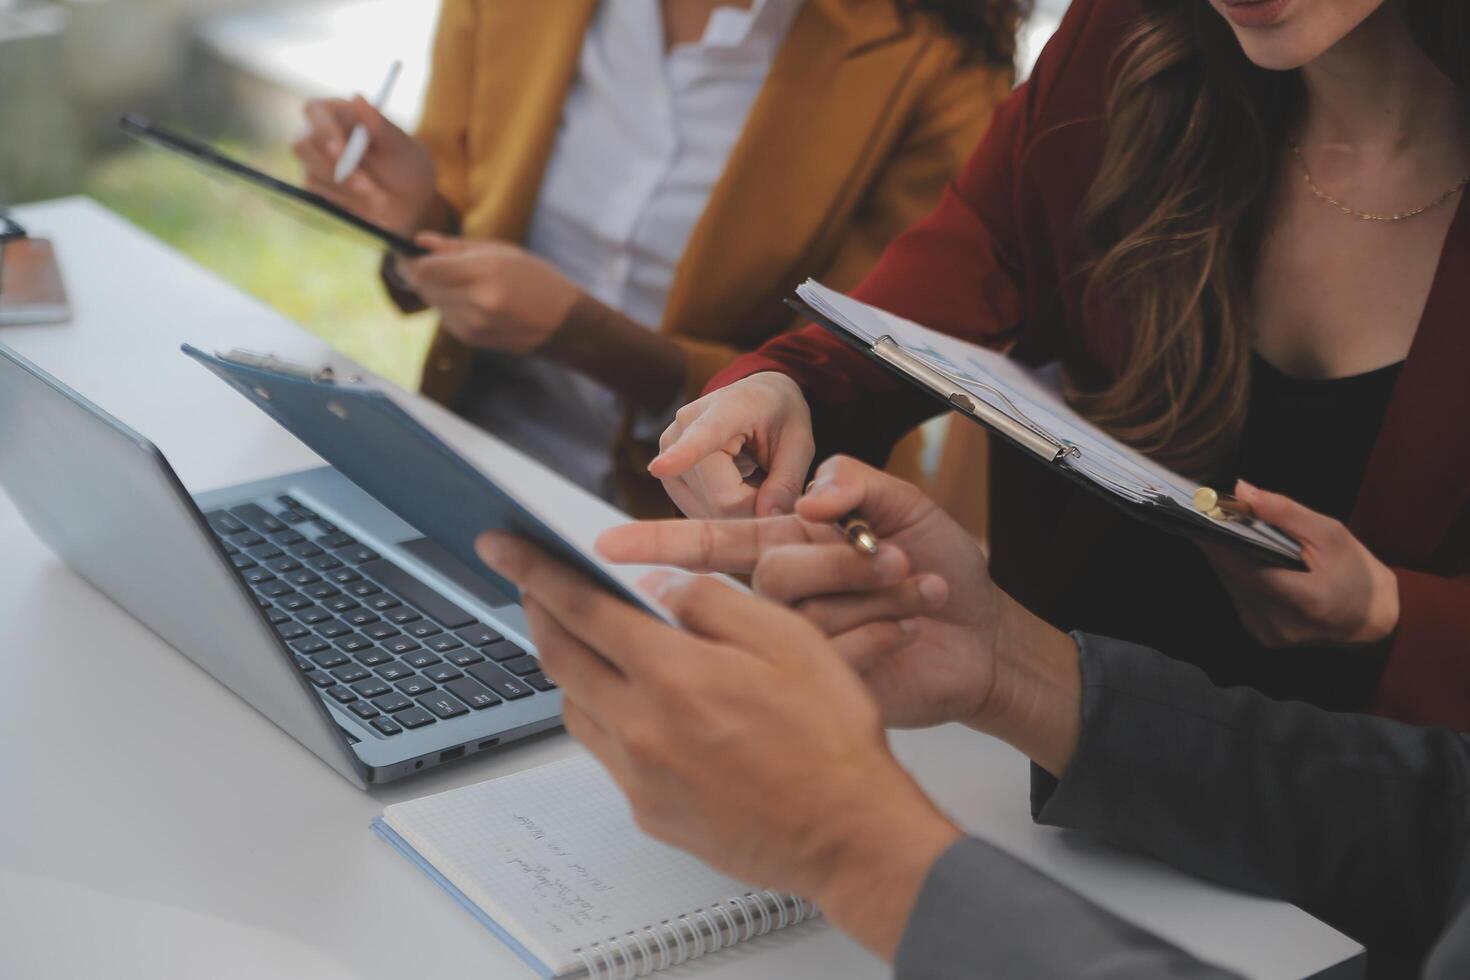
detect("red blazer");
top-left (707, 0), bottom-right (1470, 729)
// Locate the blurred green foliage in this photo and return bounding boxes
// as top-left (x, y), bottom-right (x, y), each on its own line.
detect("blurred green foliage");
top-left (83, 142), bottom-right (435, 389)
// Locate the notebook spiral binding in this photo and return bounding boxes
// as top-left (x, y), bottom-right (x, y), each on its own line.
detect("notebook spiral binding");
top-left (574, 890), bottom-right (819, 980)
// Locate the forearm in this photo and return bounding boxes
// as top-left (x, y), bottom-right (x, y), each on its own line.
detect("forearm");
top-left (541, 293), bottom-right (685, 411)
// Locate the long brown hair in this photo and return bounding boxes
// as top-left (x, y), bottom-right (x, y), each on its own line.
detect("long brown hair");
top-left (1076, 0), bottom-right (1468, 476)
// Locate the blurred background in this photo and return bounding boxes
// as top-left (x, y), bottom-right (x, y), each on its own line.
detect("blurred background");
top-left (0, 0), bottom-right (1068, 389)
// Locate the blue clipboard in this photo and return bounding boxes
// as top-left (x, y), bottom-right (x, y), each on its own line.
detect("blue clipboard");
top-left (183, 345), bottom-right (658, 617)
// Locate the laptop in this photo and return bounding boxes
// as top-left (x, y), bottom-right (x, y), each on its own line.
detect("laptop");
top-left (0, 344), bottom-right (562, 787)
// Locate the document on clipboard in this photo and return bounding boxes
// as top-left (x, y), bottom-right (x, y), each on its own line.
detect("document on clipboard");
top-left (790, 280), bottom-right (1304, 569)
top-left (120, 114), bottom-right (427, 256)
top-left (182, 345), bottom-right (679, 619)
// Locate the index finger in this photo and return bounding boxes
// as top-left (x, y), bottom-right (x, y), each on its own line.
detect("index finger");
top-left (303, 99), bottom-right (352, 151)
top-left (595, 515), bottom-right (834, 572)
top-left (647, 402), bottom-right (748, 479)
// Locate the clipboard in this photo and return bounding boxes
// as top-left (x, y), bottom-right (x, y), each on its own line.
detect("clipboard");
top-left (785, 288), bottom-right (1305, 570)
top-left (120, 114), bottom-right (427, 257)
top-left (181, 345), bottom-right (665, 617)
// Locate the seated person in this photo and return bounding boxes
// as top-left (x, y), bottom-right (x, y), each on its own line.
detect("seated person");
top-left (477, 456), bottom-right (1470, 979)
top-left (293, 0), bottom-right (1019, 514)
top-left (650, 0), bottom-right (1470, 727)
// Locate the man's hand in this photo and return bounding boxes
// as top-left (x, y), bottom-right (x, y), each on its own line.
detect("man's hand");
top-left (475, 531), bottom-right (962, 960)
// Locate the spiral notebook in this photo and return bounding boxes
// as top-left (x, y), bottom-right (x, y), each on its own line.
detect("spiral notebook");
top-left (372, 755), bottom-right (819, 978)
top-left (791, 280), bottom-right (1304, 568)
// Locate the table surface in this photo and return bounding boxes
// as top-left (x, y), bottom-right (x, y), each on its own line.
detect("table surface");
top-left (0, 198), bottom-right (1363, 980)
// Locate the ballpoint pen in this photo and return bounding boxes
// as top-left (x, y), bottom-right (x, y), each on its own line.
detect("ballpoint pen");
top-left (805, 481), bottom-right (879, 555)
top-left (334, 60), bottom-right (403, 184)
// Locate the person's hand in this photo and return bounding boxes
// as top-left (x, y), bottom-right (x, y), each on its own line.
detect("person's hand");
top-left (599, 455), bottom-right (1075, 738)
top-left (292, 96), bottom-right (438, 237)
top-left (1201, 480), bottom-right (1400, 647)
top-left (475, 531), bottom-right (963, 961)
top-left (648, 372), bottom-right (814, 519)
top-left (395, 233), bottom-right (582, 354)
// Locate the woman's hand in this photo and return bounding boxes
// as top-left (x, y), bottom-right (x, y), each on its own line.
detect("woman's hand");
top-left (1201, 480), bottom-right (1400, 648)
top-left (648, 372), bottom-right (815, 519)
top-left (395, 234), bottom-right (582, 354)
top-left (475, 531), bottom-right (963, 961)
top-left (292, 96), bottom-right (439, 237)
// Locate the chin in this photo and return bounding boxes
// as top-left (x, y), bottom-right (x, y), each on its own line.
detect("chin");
top-left (1209, 0), bottom-right (1387, 71)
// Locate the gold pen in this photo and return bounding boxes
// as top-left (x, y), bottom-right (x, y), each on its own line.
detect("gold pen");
top-left (806, 481), bottom-right (879, 555)
top-left (1192, 486), bottom-right (1254, 522)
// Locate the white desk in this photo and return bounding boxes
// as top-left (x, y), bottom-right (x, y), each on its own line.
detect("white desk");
top-left (0, 198), bottom-right (1363, 980)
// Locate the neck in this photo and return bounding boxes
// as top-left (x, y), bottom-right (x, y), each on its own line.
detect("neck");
top-left (1299, 6), bottom-right (1465, 155)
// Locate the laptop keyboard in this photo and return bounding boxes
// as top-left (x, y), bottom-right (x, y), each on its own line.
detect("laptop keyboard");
top-left (205, 496), bottom-right (555, 738)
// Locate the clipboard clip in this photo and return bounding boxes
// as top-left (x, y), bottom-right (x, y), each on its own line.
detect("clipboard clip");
top-left (218, 349), bottom-right (357, 385)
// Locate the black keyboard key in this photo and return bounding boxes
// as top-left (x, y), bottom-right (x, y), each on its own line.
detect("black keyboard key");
top-left (395, 677), bottom-right (436, 697)
top-left (223, 541), bottom-right (240, 556)
top-left (266, 556), bottom-right (303, 574)
top-left (243, 568), bottom-right (276, 586)
top-left (272, 530), bottom-right (306, 546)
top-left (305, 670), bottom-right (333, 689)
top-left (280, 508), bottom-right (307, 524)
top-left (312, 651), bottom-right (350, 669)
top-left (266, 609), bottom-right (290, 625)
top-left (343, 609), bottom-right (380, 627)
top-left (334, 634), bottom-right (373, 653)
top-left (325, 685), bottom-right (357, 704)
top-left (406, 622), bottom-right (443, 640)
top-left (427, 635), bottom-right (464, 654)
top-left (328, 568), bottom-right (363, 585)
top-left (352, 679), bottom-right (392, 699)
top-left (235, 531), bottom-right (266, 548)
top-left (385, 607), bottom-right (421, 625)
top-left (289, 542), bottom-right (325, 559)
top-left (372, 692), bottom-right (413, 713)
top-left (297, 606), bottom-right (332, 625)
top-left (286, 570), bottom-right (322, 587)
top-left (348, 700), bottom-right (379, 719)
top-left (229, 554), bottom-right (257, 570)
top-left (446, 677), bottom-right (503, 710)
top-left (276, 495), bottom-right (302, 509)
top-left (325, 595), bottom-right (360, 613)
top-left (275, 622), bottom-right (309, 641)
top-left (382, 636), bottom-right (422, 656)
top-left (332, 665), bottom-right (371, 684)
top-left (291, 637), bottom-right (330, 654)
top-left (348, 581), bottom-right (382, 598)
top-left (254, 595), bottom-right (271, 608)
top-left (467, 663), bottom-right (534, 700)
top-left (258, 580), bottom-right (293, 598)
top-left (278, 594), bottom-right (313, 612)
top-left (313, 520), bottom-right (339, 534)
top-left (316, 620), bottom-right (352, 639)
top-left (318, 532), bottom-right (358, 549)
top-left (502, 655), bottom-right (542, 677)
top-left (206, 511), bottom-right (248, 536)
top-left (359, 558), bottom-right (476, 629)
top-left (447, 649), bottom-right (486, 667)
top-left (232, 503), bottom-right (288, 534)
top-left (392, 706), bottom-right (434, 729)
top-left (368, 594), bottom-right (401, 611)
top-left (425, 663), bottom-right (463, 684)
top-left (343, 546), bottom-right (381, 564)
top-left (416, 692), bottom-right (469, 720)
top-left (354, 648), bottom-right (394, 667)
top-left (247, 543), bottom-right (284, 561)
top-left (456, 624), bottom-right (503, 647)
top-left (293, 654), bottom-right (313, 671)
top-left (376, 662), bottom-right (414, 682)
top-left (303, 582), bottom-right (341, 600)
top-left (524, 671), bottom-right (558, 692)
top-left (310, 554), bottom-right (345, 572)
top-left (403, 650), bottom-right (443, 670)
top-left (487, 641), bottom-right (528, 663)
top-left (363, 621), bottom-right (400, 640)
top-left (370, 716), bottom-right (403, 736)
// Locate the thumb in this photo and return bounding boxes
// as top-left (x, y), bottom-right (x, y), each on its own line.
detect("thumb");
top-left (1236, 479), bottom-right (1334, 546)
top-left (796, 455), bottom-right (934, 536)
top-left (413, 231), bottom-right (468, 253)
top-left (753, 429), bottom-right (815, 517)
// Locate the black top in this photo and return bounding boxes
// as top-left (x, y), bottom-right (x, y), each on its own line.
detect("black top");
top-left (1059, 353), bottom-right (1405, 710)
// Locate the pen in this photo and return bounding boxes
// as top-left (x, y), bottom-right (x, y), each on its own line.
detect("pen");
top-left (804, 481), bottom-right (879, 555)
top-left (334, 60), bottom-right (403, 184)
top-left (1193, 486), bottom-right (1254, 522)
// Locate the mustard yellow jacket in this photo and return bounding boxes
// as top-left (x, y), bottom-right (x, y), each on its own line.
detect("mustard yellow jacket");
top-left (411, 0), bottom-right (1010, 516)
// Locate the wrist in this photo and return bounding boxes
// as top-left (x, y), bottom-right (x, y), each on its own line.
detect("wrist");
top-left (805, 771), bottom-right (962, 961)
top-left (1357, 559), bottom-right (1400, 644)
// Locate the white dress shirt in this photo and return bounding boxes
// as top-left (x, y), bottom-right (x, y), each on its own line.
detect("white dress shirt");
top-left (458, 0), bottom-right (802, 502)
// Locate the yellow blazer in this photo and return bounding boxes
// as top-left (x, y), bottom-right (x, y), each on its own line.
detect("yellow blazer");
top-left (412, 0), bottom-right (1010, 516)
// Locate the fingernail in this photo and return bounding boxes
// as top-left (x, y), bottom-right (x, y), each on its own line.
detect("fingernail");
top-left (767, 504), bottom-right (785, 517)
top-left (873, 547), bottom-right (905, 584)
top-left (899, 618), bottom-right (920, 636)
top-left (476, 534), bottom-right (505, 566)
top-left (1236, 479), bottom-right (1258, 498)
top-left (917, 575), bottom-right (948, 608)
top-left (639, 570), bottom-right (677, 598)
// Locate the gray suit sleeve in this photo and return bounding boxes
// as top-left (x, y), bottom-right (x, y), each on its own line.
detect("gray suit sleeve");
top-left (894, 837), bottom-right (1243, 979)
top-left (1033, 633), bottom-right (1470, 967)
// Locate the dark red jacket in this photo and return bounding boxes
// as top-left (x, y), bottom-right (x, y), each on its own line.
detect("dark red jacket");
top-left (707, 0), bottom-right (1470, 729)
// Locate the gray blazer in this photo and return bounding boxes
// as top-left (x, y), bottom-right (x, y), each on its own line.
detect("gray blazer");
top-left (894, 633), bottom-right (1470, 980)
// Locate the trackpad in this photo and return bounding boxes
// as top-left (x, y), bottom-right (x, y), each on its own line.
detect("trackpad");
top-left (399, 537), bottom-right (517, 609)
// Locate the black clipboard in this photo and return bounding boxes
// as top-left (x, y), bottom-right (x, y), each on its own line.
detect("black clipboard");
top-left (785, 296), bottom-right (1306, 570)
top-left (120, 114), bottom-right (427, 257)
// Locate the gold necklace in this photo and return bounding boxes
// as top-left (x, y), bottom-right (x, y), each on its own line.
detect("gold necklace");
top-left (1289, 143), bottom-right (1470, 222)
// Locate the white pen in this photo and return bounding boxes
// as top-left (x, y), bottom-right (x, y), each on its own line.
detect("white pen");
top-left (334, 59), bottom-right (402, 184)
